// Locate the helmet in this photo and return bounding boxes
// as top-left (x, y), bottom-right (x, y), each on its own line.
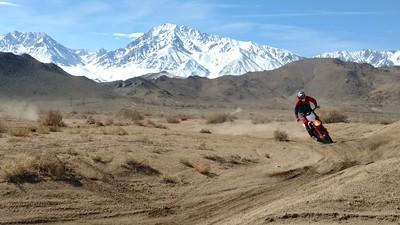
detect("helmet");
top-left (297, 91), bottom-right (305, 99)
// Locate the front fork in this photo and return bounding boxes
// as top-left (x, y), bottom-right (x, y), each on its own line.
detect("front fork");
top-left (314, 125), bottom-right (326, 139)
top-left (306, 122), bottom-right (325, 139)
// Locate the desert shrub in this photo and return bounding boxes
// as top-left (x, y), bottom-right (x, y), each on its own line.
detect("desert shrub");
top-left (41, 110), bottom-right (65, 127)
top-left (86, 116), bottom-right (96, 125)
top-left (320, 110), bottom-right (348, 123)
top-left (116, 128), bottom-right (128, 135)
top-left (198, 142), bottom-right (209, 150)
top-left (37, 125), bottom-right (50, 134)
top-left (102, 127), bottom-right (128, 136)
top-left (1, 154), bottom-right (66, 183)
top-left (145, 120), bottom-right (167, 129)
top-left (0, 121), bottom-right (7, 133)
top-left (2, 161), bottom-right (36, 183)
top-left (31, 154), bottom-right (66, 178)
top-left (122, 158), bottom-right (160, 176)
top-left (364, 118), bottom-right (395, 125)
top-left (166, 115), bottom-right (180, 123)
top-left (273, 129), bottom-right (289, 142)
top-left (84, 110), bottom-right (97, 115)
top-left (200, 129), bottom-right (212, 134)
top-left (378, 120), bottom-right (393, 125)
top-left (103, 118), bottom-right (114, 126)
top-left (161, 174), bottom-right (180, 184)
top-left (91, 155), bottom-right (112, 164)
top-left (206, 113), bottom-right (237, 124)
top-left (118, 108), bottom-right (143, 121)
top-left (204, 155), bottom-right (226, 164)
top-left (134, 120), bottom-right (145, 126)
top-left (178, 114), bottom-right (190, 121)
top-left (8, 127), bottom-right (30, 137)
top-left (49, 126), bottom-right (61, 132)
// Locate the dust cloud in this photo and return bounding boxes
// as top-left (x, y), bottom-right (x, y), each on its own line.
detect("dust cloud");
top-left (0, 99), bottom-right (39, 120)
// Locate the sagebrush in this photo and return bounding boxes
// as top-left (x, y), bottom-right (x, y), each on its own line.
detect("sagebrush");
top-left (273, 129), bottom-right (289, 142)
top-left (206, 113), bottom-right (237, 124)
top-left (320, 110), bottom-right (348, 123)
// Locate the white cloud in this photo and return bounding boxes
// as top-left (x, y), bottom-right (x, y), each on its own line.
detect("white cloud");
top-left (113, 32), bottom-right (144, 40)
top-left (0, 1), bottom-right (20, 7)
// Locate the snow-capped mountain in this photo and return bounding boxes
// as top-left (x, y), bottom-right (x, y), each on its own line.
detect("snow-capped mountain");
top-left (0, 24), bottom-right (303, 81)
top-left (315, 49), bottom-right (400, 67)
top-left (0, 31), bottom-right (82, 66)
top-left (82, 23), bottom-right (303, 80)
top-left (2, 24), bottom-right (399, 82)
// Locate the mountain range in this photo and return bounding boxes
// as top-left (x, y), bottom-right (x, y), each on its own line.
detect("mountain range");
top-left (2, 51), bottom-right (400, 113)
top-left (0, 52), bottom-right (113, 100)
top-left (0, 23), bottom-right (399, 82)
top-left (105, 58), bottom-right (400, 112)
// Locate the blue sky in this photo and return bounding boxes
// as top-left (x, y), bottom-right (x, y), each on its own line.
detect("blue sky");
top-left (0, 0), bottom-right (398, 56)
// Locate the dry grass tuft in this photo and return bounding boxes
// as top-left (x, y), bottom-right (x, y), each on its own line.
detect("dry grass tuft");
top-left (179, 159), bottom-right (194, 168)
top-left (166, 115), bottom-right (180, 124)
top-left (102, 127), bottom-right (128, 136)
top-left (161, 174), bottom-right (180, 184)
top-left (103, 118), bottom-right (114, 126)
top-left (273, 129), bottom-right (289, 142)
top-left (320, 110), bottom-right (348, 123)
top-left (141, 120), bottom-right (168, 129)
top-left (86, 116), bottom-right (96, 125)
top-left (198, 142), bottom-right (210, 150)
top-left (204, 155), bottom-right (226, 164)
top-left (0, 121), bottom-right (7, 133)
top-left (122, 158), bottom-right (160, 176)
top-left (92, 155), bottom-right (112, 164)
top-left (200, 129), bottom-right (212, 134)
top-left (118, 108), bottom-right (144, 121)
top-left (178, 114), bottom-right (190, 121)
top-left (41, 110), bottom-right (65, 127)
top-left (8, 127), bottom-right (30, 137)
top-left (206, 113), bottom-right (237, 124)
top-left (204, 154), bottom-right (257, 166)
top-left (1, 154), bottom-right (66, 183)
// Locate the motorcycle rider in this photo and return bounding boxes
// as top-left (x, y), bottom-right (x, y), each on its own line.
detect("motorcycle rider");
top-left (294, 91), bottom-right (319, 137)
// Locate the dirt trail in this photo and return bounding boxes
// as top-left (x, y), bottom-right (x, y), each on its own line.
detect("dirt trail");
top-left (166, 121), bottom-right (400, 225)
top-left (0, 118), bottom-right (399, 225)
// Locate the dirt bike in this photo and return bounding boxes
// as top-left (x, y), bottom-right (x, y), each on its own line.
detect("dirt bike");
top-left (300, 107), bottom-right (334, 144)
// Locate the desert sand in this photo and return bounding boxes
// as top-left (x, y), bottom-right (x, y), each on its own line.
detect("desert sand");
top-left (0, 106), bottom-right (399, 225)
